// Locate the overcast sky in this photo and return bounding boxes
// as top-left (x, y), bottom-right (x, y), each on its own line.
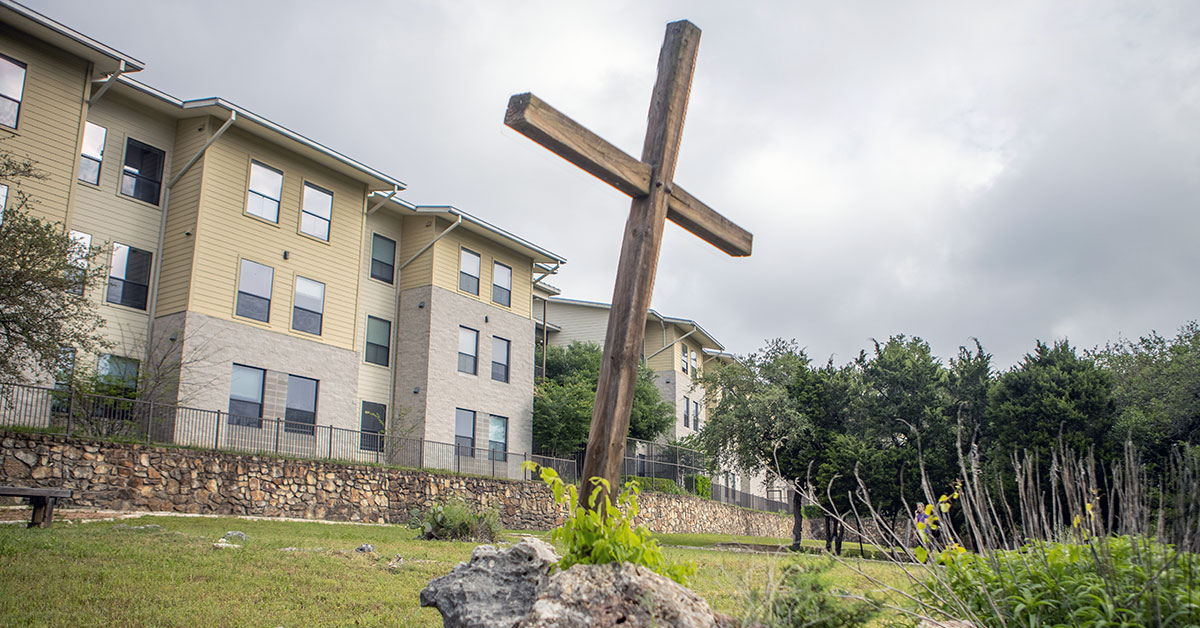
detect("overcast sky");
top-left (34, 1), bottom-right (1200, 369)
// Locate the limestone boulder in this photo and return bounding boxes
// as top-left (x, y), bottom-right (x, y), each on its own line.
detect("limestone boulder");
top-left (421, 537), bottom-right (560, 628)
top-left (519, 562), bottom-right (737, 628)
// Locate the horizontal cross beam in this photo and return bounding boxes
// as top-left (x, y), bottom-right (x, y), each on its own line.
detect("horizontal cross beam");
top-left (505, 92), bottom-right (753, 257)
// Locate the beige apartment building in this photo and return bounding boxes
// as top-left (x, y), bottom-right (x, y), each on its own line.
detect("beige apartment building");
top-left (0, 1), bottom-right (564, 476)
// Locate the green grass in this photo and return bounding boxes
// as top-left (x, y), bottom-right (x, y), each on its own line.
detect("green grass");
top-left (0, 515), bottom-right (914, 627)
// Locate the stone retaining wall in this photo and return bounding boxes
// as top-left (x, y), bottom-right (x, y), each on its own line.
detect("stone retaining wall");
top-left (0, 430), bottom-right (789, 537)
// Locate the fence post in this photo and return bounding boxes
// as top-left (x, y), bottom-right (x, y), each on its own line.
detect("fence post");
top-left (274, 418), bottom-right (281, 454)
top-left (65, 385), bottom-right (74, 437)
top-left (375, 433), bottom-right (380, 465)
top-left (214, 411), bottom-right (221, 449)
top-left (146, 399), bottom-right (154, 443)
top-left (328, 425), bottom-right (334, 460)
top-left (418, 438), bottom-right (424, 469)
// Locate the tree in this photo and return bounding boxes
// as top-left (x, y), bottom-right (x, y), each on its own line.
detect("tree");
top-left (532, 342), bottom-right (673, 457)
top-left (0, 151), bottom-right (106, 383)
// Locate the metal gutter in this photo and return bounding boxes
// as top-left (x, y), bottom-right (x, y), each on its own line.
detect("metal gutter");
top-left (0, 0), bottom-right (145, 72)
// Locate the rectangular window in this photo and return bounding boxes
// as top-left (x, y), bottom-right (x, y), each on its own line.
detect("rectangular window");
top-left (691, 350), bottom-right (698, 376)
top-left (284, 375), bottom-right (318, 435)
top-left (106, 243), bottom-right (152, 310)
top-left (0, 183), bottom-right (7, 222)
top-left (488, 415), bottom-right (508, 462)
top-left (681, 345), bottom-right (689, 374)
top-left (291, 276), bottom-right (324, 335)
top-left (0, 54), bottom-right (27, 128)
top-left (365, 316), bottom-right (391, 366)
top-left (97, 354), bottom-right (139, 397)
top-left (236, 259), bottom-right (273, 322)
top-left (683, 395), bottom-right (690, 428)
top-left (66, 231), bottom-right (91, 296)
top-left (693, 399), bottom-right (701, 429)
top-left (491, 336), bottom-right (510, 383)
top-left (120, 138), bottom-right (165, 205)
top-left (492, 261), bottom-right (512, 307)
top-left (300, 182), bottom-right (332, 241)
top-left (459, 248), bottom-right (480, 294)
top-left (246, 160), bottom-right (283, 222)
top-left (228, 364), bottom-right (265, 427)
top-left (360, 401), bottom-right (386, 452)
top-left (370, 233), bottom-right (396, 283)
top-left (458, 327), bottom-right (478, 374)
top-left (78, 122), bottom-right (106, 184)
top-left (455, 408), bottom-right (475, 457)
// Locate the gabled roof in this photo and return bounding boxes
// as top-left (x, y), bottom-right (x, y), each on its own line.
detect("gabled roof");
top-left (369, 193), bottom-right (566, 266)
top-left (546, 296), bottom-right (725, 351)
top-left (108, 77), bottom-right (406, 191)
top-left (0, 1), bottom-right (144, 74)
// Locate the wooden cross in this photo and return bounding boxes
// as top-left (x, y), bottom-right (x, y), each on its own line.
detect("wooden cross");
top-left (505, 20), bottom-right (752, 508)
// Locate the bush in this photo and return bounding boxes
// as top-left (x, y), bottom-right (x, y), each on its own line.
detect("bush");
top-left (690, 474), bottom-right (712, 499)
top-left (524, 462), bottom-right (696, 585)
top-left (416, 500), bottom-right (500, 542)
top-left (928, 535), bottom-right (1200, 627)
top-left (627, 475), bottom-right (683, 495)
top-left (800, 505), bottom-right (824, 519)
top-left (743, 559), bottom-right (880, 627)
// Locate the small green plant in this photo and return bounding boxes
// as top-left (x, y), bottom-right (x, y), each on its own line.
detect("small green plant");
top-left (743, 559), bottom-right (881, 628)
top-left (523, 461), bottom-right (697, 585)
top-left (690, 474), bottom-right (711, 499)
top-left (416, 500), bottom-right (499, 542)
top-left (800, 504), bottom-right (824, 519)
top-left (627, 475), bottom-right (683, 495)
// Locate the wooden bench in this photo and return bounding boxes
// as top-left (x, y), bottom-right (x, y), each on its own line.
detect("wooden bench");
top-left (0, 485), bottom-right (75, 528)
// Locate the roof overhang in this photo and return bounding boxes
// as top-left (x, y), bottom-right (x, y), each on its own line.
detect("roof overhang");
top-left (109, 77), bottom-right (406, 191)
top-left (370, 194), bottom-right (566, 266)
top-left (0, 1), bottom-right (144, 75)
top-left (547, 296), bottom-right (725, 351)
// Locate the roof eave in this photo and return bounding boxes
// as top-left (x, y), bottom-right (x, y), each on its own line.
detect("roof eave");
top-left (0, 0), bottom-right (144, 74)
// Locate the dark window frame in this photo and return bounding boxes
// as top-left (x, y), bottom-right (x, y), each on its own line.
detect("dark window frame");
top-left (120, 138), bottom-right (165, 205)
top-left (235, 259), bottom-right (273, 323)
top-left (284, 374), bottom-right (319, 435)
top-left (491, 261), bottom-right (511, 307)
top-left (370, 233), bottom-right (396, 284)
top-left (365, 316), bottom-right (391, 366)
top-left (491, 336), bottom-right (510, 383)
top-left (299, 181), bottom-right (333, 241)
top-left (488, 414), bottom-right (508, 462)
top-left (78, 121), bottom-right (106, 185)
top-left (681, 345), bottom-right (689, 374)
top-left (246, 160), bottom-right (283, 223)
top-left (360, 401), bottom-right (386, 452)
top-left (228, 363), bottom-right (265, 428)
top-left (105, 243), bottom-right (152, 310)
top-left (0, 53), bottom-right (27, 129)
top-left (291, 275), bottom-right (325, 336)
top-left (459, 247), bottom-right (480, 295)
top-left (458, 326), bottom-right (478, 375)
top-left (455, 408), bottom-right (476, 457)
top-left (683, 395), bottom-right (690, 428)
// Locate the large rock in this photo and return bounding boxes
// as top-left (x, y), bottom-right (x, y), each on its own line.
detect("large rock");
top-left (421, 537), bottom-right (560, 628)
top-left (519, 563), bottom-right (736, 628)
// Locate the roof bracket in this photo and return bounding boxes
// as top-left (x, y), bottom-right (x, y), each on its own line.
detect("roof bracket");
top-left (366, 187), bottom-right (400, 215)
top-left (644, 326), bottom-right (699, 362)
top-left (87, 60), bottom-right (126, 106)
top-left (533, 262), bottom-right (560, 285)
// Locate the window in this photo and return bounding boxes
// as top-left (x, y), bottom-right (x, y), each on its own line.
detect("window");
top-left (365, 316), bottom-right (391, 366)
top-left (300, 182), bottom-right (332, 240)
top-left (106, 243), bottom-right (151, 310)
top-left (97, 354), bottom-right (139, 397)
top-left (0, 183), bottom-right (7, 222)
top-left (246, 161), bottom-right (283, 222)
top-left (370, 233), bottom-right (395, 283)
top-left (0, 54), bottom-right (26, 128)
top-left (291, 276), bottom-right (325, 335)
top-left (459, 248), bottom-right (480, 294)
top-left (284, 375), bottom-right (318, 435)
top-left (458, 327), bottom-right (478, 374)
top-left (236, 259), bottom-right (273, 322)
top-left (691, 350), bottom-right (698, 376)
top-left (66, 231), bottom-right (91, 296)
top-left (120, 139), bottom-right (165, 204)
top-left (78, 122), bottom-right (106, 184)
top-left (683, 395), bottom-right (690, 428)
top-left (681, 345), bottom-right (689, 374)
top-left (489, 415), bottom-right (508, 461)
top-left (228, 364), bottom-right (265, 427)
top-left (360, 401), bottom-right (386, 452)
top-left (693, 399), bottom-right (701, 429)
top-left (455, 408), bottom-right (475, 457)
top-left (492, 261), bottom-right (511, 307)
top-left (491, 336), bottom-right (510, 383)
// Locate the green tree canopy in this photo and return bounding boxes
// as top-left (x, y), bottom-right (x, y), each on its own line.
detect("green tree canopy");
top-left (532, 341), bottom-right (673, 457)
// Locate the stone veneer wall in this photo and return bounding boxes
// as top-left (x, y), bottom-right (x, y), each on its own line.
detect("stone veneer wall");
top-left (0, 430), bottom-right (790, 537)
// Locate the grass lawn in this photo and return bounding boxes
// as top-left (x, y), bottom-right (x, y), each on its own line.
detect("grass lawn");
top-left (0, 515), bottom-right (914, 627)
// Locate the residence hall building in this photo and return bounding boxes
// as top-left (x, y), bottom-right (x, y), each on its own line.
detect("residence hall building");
top-left (0, 1), bottom-right (565, 476)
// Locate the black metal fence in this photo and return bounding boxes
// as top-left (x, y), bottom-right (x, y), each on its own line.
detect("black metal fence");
top-left (0, 382), bottom-right (574, 483)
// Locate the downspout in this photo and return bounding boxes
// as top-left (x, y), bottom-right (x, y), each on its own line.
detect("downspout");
top-left (87, 60), bottom-right (126, 106)
top-left (144, 111), bottom-right (237, 366)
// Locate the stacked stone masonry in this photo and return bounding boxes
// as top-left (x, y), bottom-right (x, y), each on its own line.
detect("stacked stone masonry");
top-left (0, 431), bottom-right (790, 536)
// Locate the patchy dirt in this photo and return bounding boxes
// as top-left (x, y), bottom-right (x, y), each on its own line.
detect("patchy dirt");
top-left (0, 506), bottom-right (149, 524)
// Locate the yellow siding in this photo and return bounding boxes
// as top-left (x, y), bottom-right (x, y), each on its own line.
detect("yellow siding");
top-left (429, 224), bottom-right (535, 319)
top-left (397, 214), bottom-right (437, 291)
top-left (645, 322), bottom-right (678, 372)
top-left (187, 126), bottom-right (368, 351)
top-left (357, 210), bottom-right (404, 406)
top-left (544, 302), bottom-right (609, 348)
top-left (0, 23), bottom-right (89, 224)
top-left (71, 91), bottom-right (178, 353)
top-left (156, 117), bottom-right (209, 316)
